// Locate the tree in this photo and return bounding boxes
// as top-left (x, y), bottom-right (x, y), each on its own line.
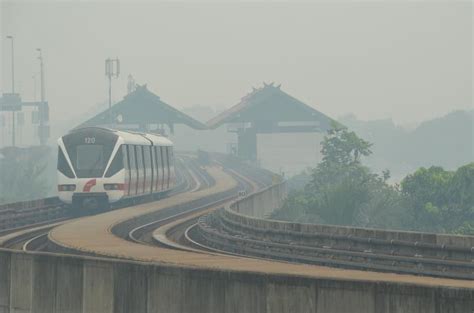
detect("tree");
top-left (400, 166), bottom-right (452, 230)
top-left (274, 123), bottom-right (473, 235)
top-left (449, 163), bottom-right (474, 211)
top-left (400, 163), bottom-right (474, 233)
top-left (277, 124), bottom-right (380, 226)
top-left (319, 122), bottom-right (372, 168)
top-left (0, 151), bottom-right (50, 204)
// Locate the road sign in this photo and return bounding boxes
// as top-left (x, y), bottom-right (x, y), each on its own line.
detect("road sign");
top-left (0, 93), bottom-right (22, 111)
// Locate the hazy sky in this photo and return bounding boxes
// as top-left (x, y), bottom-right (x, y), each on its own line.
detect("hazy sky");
top-left (1, 1), bottom-right (472, 127)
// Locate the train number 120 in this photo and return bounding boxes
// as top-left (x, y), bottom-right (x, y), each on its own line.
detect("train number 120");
top-left (85, 137), bottom-right (96, 144)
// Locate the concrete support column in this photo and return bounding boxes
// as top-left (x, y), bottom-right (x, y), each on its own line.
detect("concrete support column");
top-left (237, 128), bottom-right (257, 160)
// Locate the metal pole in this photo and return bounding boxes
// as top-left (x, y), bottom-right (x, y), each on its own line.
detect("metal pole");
top-left (32, 74), bottom-right (37, 101)
top-left (109, 75), bottom-right (112, 110)
top-left (7, 36), bottom-right (14, 93)
top-left (7, 36), bottom-right (15, 147)
top-left (37, 48), bottom-right (46, 145)
top-left (11, 113), bottom-right (15, 147)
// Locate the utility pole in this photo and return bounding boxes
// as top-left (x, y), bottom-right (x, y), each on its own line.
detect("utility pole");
top-left (105, 58), bottom-right (120, 124)
top-left (7, 35), bottom-right (15, 147)
top-left (37, 48), bottom-right (47, 146)
top-left (32, 74), bottom-right (37, 101)
top-left (127, 74), bottom-right (136, 94)
top-left (0, 46), bottom-right (48, 147)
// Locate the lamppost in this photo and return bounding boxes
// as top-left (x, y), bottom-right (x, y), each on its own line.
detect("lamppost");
top-left (32, 74), bottom-right (37, 101)
top-left (6, 36), bottom-right (16, 147)
top-left (37, 48), bottom-right (47, 145)
top-left (6, 36), bottom-right (14, 93)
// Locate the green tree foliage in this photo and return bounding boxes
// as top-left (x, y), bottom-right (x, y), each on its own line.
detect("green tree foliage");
top-left (0, 152), bottom-right (50, 204)
top-left (319, 124), bottom-right (372, 166)
top-left (401, 163), bottom-right (474, 233)
top-left (273, 124), bottom-right (474, 235)
top-left (274, 123), bottom-right (390, 226)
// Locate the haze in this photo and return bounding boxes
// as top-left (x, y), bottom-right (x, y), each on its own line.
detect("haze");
top-left (1, 0), bottom-right (472, 132)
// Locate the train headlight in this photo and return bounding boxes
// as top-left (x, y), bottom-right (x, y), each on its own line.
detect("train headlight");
top-left (58, 184), bottom-right (76, 191)
top-left (104, 183), bottom-right (125, 191)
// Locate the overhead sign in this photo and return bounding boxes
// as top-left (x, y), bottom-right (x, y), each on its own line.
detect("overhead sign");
top-left (0, 93), bottom-right (22, 111)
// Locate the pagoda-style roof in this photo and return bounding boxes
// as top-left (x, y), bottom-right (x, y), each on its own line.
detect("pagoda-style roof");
top-left (206, 83), bottom-right (334, 131)
top-left (77, 85), bottom-right (207, 130)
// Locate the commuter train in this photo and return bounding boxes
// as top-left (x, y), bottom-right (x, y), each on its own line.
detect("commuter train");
top-left (57, 127), bottom-right (175, 209)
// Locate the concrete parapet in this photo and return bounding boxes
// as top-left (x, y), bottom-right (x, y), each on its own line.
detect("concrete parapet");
top-left (0, 249), bottom-right (472, 313)
top-left (226, 182), bottom-right (474, 254)
top-left (232, 181), bottom-right (287, 218)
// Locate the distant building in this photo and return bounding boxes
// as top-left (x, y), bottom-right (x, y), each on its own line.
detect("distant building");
top-left (206, 83), bottom-right (336, 176)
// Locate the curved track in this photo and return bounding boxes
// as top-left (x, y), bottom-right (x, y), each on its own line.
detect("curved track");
top-left (0, 155), bottom-right (205, 252)
top-left (1, 154), bottom-right (472, 290)
top-left (47, 166), bottom-right (473, 288)
top-left (188, 213), bottom-right (474, 280)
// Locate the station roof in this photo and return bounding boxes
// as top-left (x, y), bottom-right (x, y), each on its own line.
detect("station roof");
top-left (77, 85), bottom-right (207, 130)
top-left (206, 83), bottom-right (335, 130)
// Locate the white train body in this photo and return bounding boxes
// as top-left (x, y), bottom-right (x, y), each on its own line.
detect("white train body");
top-left (57, 127), bottom-right (175, 208)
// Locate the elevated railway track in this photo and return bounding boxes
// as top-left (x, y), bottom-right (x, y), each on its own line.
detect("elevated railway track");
top-left (0, 153), bottom-right (471, 312)
top-left (185, 182), bottom-right (473, 280)
top-left (189, 212), bottom-right (474, 280)
top-left (39, 163), bottom-right (473, 288)
top-left (0, 154), bottom-right (211, 252)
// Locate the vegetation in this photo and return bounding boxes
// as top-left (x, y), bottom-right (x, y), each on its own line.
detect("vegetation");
top-left (339, 110), bottom-right (474, 181)
top-left (0, 148), bottom-right (52, 204)
top-left (401, 163), bottom-right (474, 234)
top-left (272, 123), bottom-right (474, 235)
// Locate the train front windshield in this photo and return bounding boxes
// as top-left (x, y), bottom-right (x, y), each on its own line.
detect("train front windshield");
top-left (76, 145), bottom-right (105, 171)
top-left (61, 128), bottom-right (118, 178)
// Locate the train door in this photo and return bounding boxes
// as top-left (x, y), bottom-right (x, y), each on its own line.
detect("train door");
top-left (163, 147), bottom-right (169, 190)
top-left (160, 146), bottom-right (165, 191)
top-left (169, 147), bottom-right (175, 188)
top-left (154, 146), bottom-right (160, 192)
top-left (143, 146), bottom-right (152, 194)
top-left (122, 145), bottom-right (130, 196)
top-left (129, 145), bottom-right (138, 195)
top-left (150, 146), bottom-right (156, 193)
top-left (136, 146), bottom-right (144, 194)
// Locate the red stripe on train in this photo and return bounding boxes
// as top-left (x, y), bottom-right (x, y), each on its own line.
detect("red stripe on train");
top-left (83, 179), bottom-right (97, 192)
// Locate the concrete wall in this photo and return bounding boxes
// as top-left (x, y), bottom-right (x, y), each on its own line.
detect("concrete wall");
top-left (231, 181), bottom-right (287, 218)
top-left (227, 182), bottom-right (474, 249)
top-left (0, 249), bottom-right (472, 313)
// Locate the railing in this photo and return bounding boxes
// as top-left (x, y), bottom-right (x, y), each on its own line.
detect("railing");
top-left (192, 179), bottom-right (474, 279)
top-left (229, 180), bottom-right (287, 218)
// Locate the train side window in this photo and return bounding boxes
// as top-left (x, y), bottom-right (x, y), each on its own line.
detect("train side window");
top-left (157, 147), bottom-right (161, 187)
top-left (122, 145), bottom-right (129, 170)
top-left (159, 146), bottom-right (165, 189)
top-left (150, 146), bottom-right (155, 190)
top-left (143, 145), bottom-right (150, 185)
top-left (142, 146), bottom-right (147, 176)
top-left (151, 145), bottom-right (156, 170)
top-left (130, 145), bottom-right (138, 194)
top-left (153, 146), bottom-right (158, 174)
top-left (156, 146), bottom-right (162, 170)
top-left (144, 146), bottom-right (151, 170)
top-left (129, 145), bottom-right (136, 171)
top-left (160, 146), bottom-right (165, 172)
top-left (136, 145), bottom-right (143, 172)
top-left (105, 145), bottom-right (124, 177)
top-left (57, 147), bottom-right (75, 178)
top-left (166, 147), bottom-right (171, 186)
top-left (163, 146), bottom-right (169, 186)
top-left (169, 147), bottom-right (174, 168)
